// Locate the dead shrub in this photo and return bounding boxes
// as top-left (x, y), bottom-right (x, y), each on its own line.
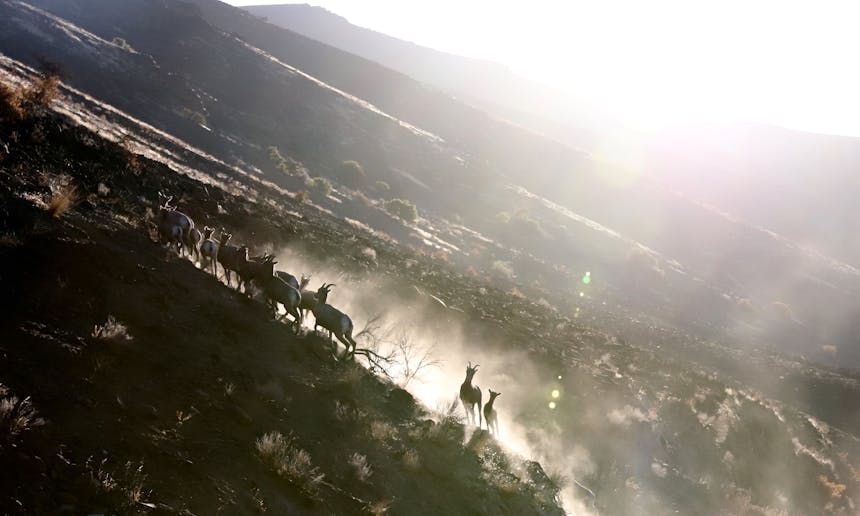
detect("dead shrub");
top-left (365, 498), bottom-right (393, 515)
top-left (92, 315), bottom-right (133, 342)
top-left (85, 457), bottom-right (149, 507)
top-left (369, 420), bottom-right (397, 442)
top-left (47, 183), bottom-right (77, 218)
top-left (0, 81), bottom-right (23, 121)
top-left (16, 73), bottom-right (61, 120)
top-left (401, 448), bottom-right (420, 471)
top-left (0, 385), bottom-right (45, 442)
top-left (348, 452), bottom-right (373, 482)
top-left (256, 431), bottom-right (324, 495)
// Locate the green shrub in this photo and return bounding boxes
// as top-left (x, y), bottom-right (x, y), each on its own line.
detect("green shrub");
top-left (384, 198), bottom-right (418, 222)
top-left (306, 176), bottom-right (333, 196)
top-left (111, 37), bottom-right (135, 52)
top-left (334, 160), bottom-right (367, 188)
top-left (269, 146), bottom-right (304, 177)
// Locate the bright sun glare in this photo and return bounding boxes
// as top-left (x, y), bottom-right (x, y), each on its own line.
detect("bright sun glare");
top-left (232, 0), bottom-right (860, 135)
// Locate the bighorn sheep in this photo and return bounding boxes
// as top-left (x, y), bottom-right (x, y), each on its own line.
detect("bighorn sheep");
top-left (166, 224), bottom-right (184, 255)
top-left (156, 193), bottom-right (194, 253)
top-left (459, 362), bottom-right (482, 427)
top-left (200, 227), bottom-right (218, 275)
top-left (483, 390), bottom-right (501, 436)
top-left (311, 283), bottom-right (358, 354)
top-left (298, 274), bottom-right (317, 320)
top-left (257, 273), bottom-right (303, 329)
top-left (276, 270), bottom-right (300, 290)
top-left (215, 231), bottom-right (247, 288)
top-left (186, 226), bottom-right (202, 263)
top-left (238, 254), bottom-right (276, 295)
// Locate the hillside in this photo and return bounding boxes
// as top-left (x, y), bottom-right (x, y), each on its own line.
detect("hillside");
top-left (3, 63), bottom-right (860, 515)
top-left (243, 3), bottom-right (860, 272)
top-left (0, 76), bottom-right (566, 514)
top-left (4, 0), bottom-right (860, 372)
top-left (243, 3), bottom-right (606, 150)
top-left (3, 3), bottom-right (860, 513)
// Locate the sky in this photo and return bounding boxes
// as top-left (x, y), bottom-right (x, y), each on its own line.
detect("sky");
top-left (226, 1), bottom-right (860, 136)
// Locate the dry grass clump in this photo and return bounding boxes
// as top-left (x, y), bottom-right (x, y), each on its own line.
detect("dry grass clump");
top-left (92, 315), bottom-right (133, 342)
top-left (20, 73), bottom-right (60, 117)
top-left (369, 420), bottom-right (397, 442)
top-left (348, 452), bottom-right (373, 482)
top-left (0, 73), bottom-right (60, 122)
top-left (0, 82), bottom-right (23, 121)
top-left (0, 385), bottom-right (45, 442)
top-left (433, 398), bottom-right (464, 425)
top-left (47, 183), bottom-right (77, 218)
top-left (256, 431), bottom-right (325, 495)
top-left (401, 448), bottom-right (420, 471)
top-left (85, 457), bottom-right (149, 507)
top-left (365, 498), bottom-right (393, 515)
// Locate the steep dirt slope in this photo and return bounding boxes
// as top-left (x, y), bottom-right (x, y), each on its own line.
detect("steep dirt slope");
top-left (0, 93), bottom-right (564, 514)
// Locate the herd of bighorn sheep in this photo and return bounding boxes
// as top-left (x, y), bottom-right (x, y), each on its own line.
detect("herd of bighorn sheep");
top-left (155, 193), bottom-right (358, 354)
top-left (156, 193), bottom-right (502, 434)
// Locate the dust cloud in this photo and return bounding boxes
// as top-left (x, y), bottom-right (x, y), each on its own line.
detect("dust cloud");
top-left (271, 244), bottom-right (599, 514)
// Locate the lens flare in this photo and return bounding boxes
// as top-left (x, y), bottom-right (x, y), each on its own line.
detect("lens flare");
top-left (548, 401), bottom-right (557, 409)
top-left (551, 389), bottom-right (560, 398)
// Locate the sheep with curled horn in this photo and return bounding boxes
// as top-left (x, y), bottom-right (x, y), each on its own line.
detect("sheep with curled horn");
top-left (311, 283), bottom-right (358, 355)
top-left (238, 253), bottom-right (276, 296)
top-left (155, 192), bottom-right (195, 253)
top-left (199, 227), bottom-right (218, 275)
top-left (256, 271), bottom-right (303, 330)
top-left (459, 362), bottom-right (482, 427)
top-left (215, 230), bottom-right (247, 288)
top-left (298, 274), bottom-right (317, 321)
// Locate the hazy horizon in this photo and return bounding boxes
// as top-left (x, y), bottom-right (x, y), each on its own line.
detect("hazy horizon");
top-left (227, 0), bottom-right (860, 138)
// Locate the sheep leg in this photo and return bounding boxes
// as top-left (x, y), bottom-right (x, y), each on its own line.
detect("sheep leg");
top-left (334, 332), bottom-right (351, 356)
top-left (461, 399), bottom-right (471, 425)
top-left (287, 307), bottom-right (301, 331)
top-left (343, 328), bottom-right (358, 355)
